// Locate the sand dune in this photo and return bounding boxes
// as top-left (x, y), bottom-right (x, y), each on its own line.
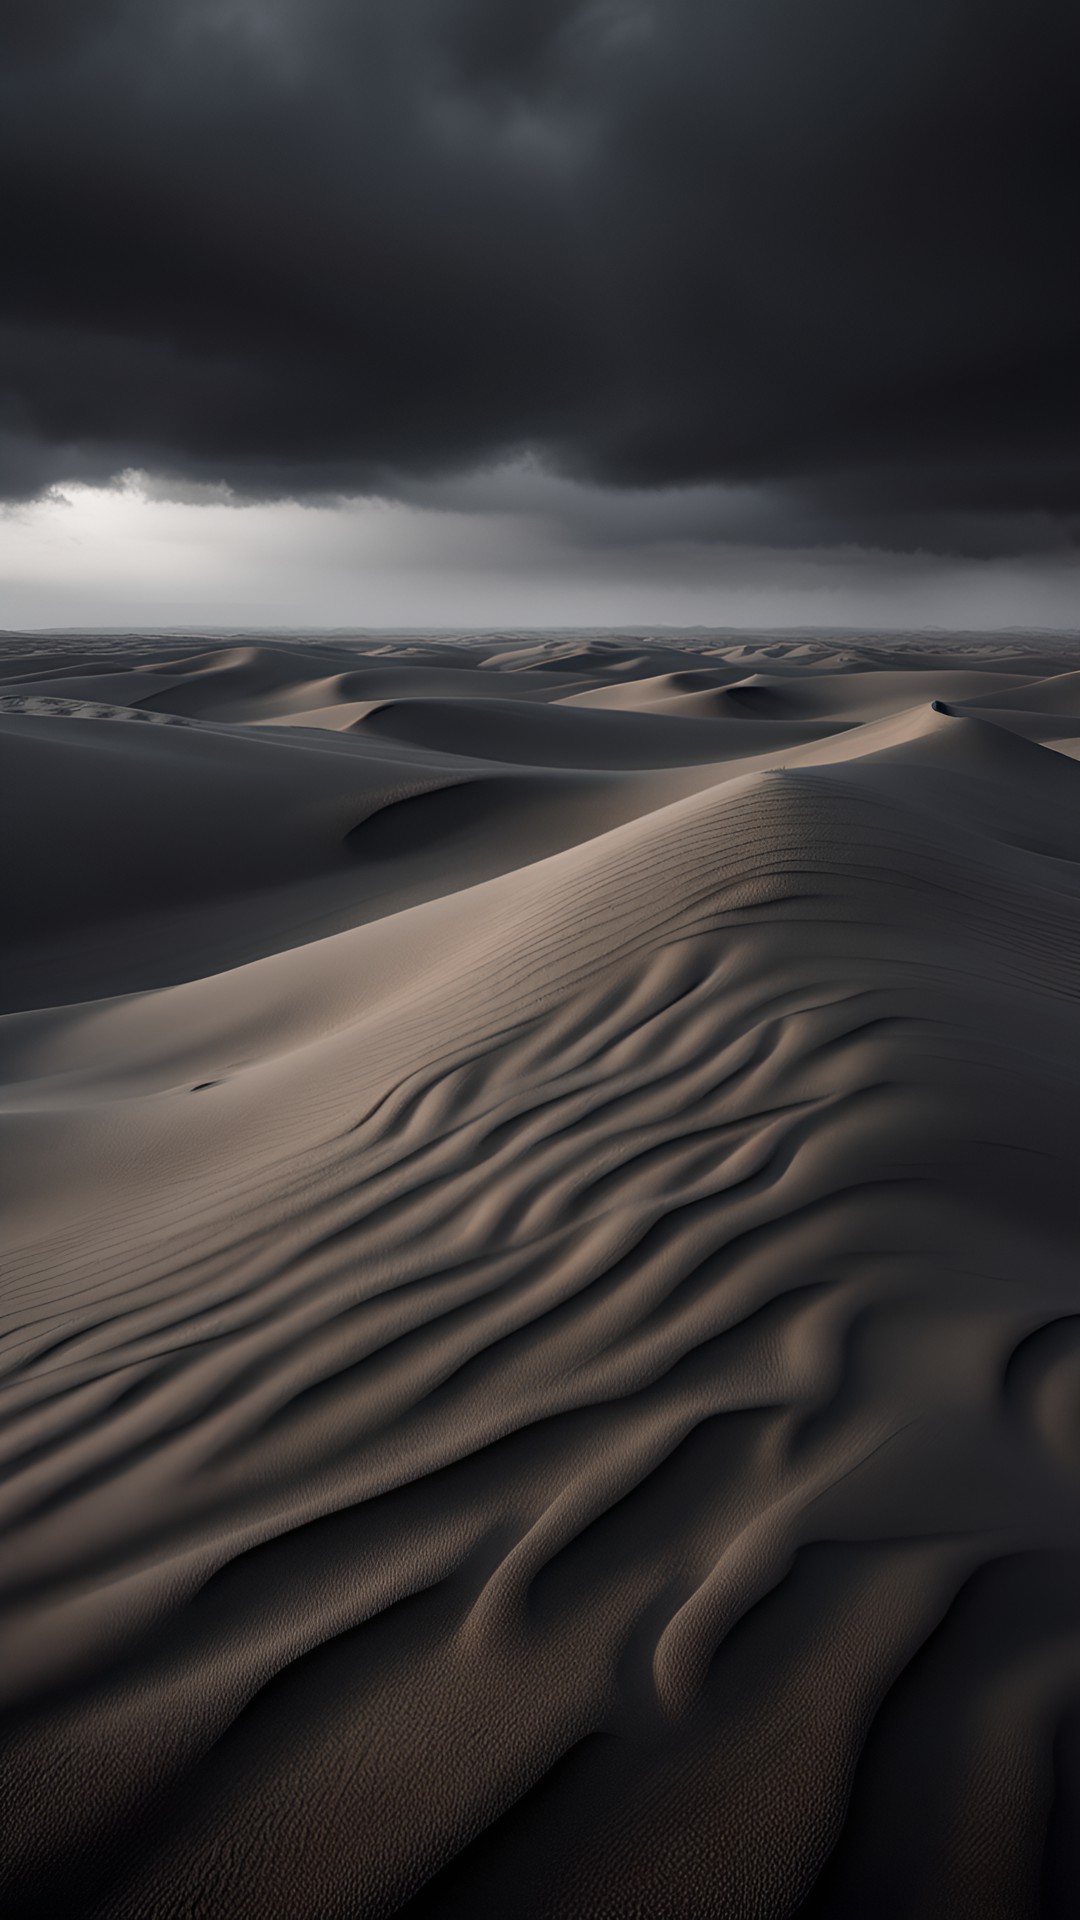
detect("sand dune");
top-left (3, 631), bottom-right (1080, 1917)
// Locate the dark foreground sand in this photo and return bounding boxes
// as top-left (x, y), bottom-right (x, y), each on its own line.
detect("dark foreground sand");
top-left (3, 629), bottom-right (1080, 1917)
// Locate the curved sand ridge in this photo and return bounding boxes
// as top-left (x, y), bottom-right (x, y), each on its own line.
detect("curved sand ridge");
top-left (3, 632), bottom-right (1080, 1916)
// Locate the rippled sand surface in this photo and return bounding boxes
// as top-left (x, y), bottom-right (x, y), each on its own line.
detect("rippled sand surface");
top-left (4, 630), bottom-right (1080, 1917)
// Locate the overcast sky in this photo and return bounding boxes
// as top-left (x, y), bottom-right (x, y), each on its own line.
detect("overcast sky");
top-left (2, 2), bottom-right (1078, 629)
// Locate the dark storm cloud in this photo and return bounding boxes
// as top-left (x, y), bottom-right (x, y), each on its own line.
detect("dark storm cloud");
top-left (2, 1), bottom-right (1078, 553)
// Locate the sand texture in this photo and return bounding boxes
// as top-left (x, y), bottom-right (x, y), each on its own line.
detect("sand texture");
top-left (3, 630), bottom-right (1080, 1917)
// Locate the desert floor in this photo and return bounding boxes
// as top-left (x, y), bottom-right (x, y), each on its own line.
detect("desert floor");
top-left (4, 629), bottom-right (1080, 1917)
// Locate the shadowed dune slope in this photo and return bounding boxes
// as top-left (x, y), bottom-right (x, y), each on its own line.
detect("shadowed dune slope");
top-left (3, 631), bottom-right (1080, 1918)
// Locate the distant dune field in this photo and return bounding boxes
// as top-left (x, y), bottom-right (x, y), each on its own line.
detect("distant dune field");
top-left (3, 630), bottom-right (1080, 1918)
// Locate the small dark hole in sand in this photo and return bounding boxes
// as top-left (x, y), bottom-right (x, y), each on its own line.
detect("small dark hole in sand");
top-left (190, 1080), bottom-right (220, 1092)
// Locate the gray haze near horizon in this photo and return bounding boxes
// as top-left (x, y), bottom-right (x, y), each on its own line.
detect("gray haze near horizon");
top-left (2, 467), bottom-right (1078, 631)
